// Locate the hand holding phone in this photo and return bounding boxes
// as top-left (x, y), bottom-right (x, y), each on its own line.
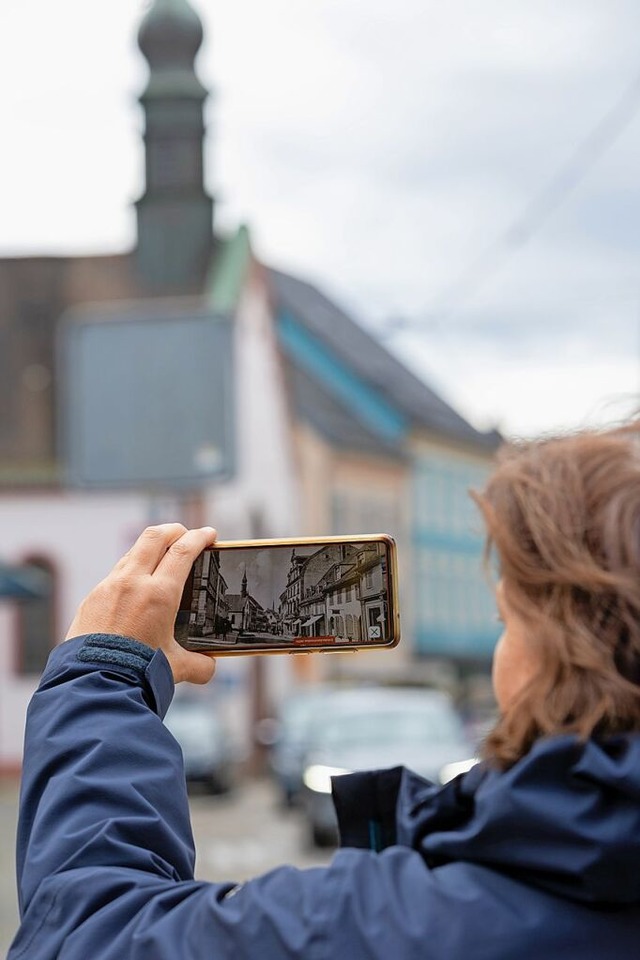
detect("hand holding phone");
top-left (175, 534), bottom-right (400, 656)
top-left (67, 523), bottom-right (219, 683)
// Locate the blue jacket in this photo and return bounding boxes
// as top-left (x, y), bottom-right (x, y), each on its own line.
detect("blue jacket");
top-left (8, 634), bottom-right (640, 959)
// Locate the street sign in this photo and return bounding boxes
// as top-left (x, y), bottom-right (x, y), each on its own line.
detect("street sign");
top-left (59, 299), bottom-right (235, 489)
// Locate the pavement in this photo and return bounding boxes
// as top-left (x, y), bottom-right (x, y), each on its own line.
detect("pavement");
top-left (0, 778), bottom-right (19, 957)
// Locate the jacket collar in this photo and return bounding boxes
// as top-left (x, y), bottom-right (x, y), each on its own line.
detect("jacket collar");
top-left (396, 734), bottom-right (640, 904)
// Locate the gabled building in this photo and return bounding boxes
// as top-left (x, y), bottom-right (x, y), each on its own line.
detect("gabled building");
top-left (270, 270), bottom-right (501, 675)
top-left (0, 0), bottom-right (501, 768)
top-left (187, 549), bottom-right (229, 639)
top-left (227, 571), bottom-right (264, 634)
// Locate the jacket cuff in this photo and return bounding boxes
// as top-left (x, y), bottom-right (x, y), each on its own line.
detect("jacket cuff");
top-left (331, 767), bottom-right (403, 851)
top-left (54, 634), bottom-right (175, 718)
top-left (77, 633), bottom-right (155, 672)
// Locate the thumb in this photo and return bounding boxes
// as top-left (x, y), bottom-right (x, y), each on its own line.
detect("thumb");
top-left (169, 647), bottom-right (217, 685)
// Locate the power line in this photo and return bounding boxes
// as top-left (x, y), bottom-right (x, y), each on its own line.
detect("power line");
top-left (386, 67), bottom-right (640, 335)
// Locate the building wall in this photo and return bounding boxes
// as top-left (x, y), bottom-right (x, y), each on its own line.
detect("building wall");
top-left (290, 425), bottom-right (412, 678)
top-left (294, 428), bottom-right (408, 541)
top-left (0, 261), bottom-right (306, 767)
top-left (293, 425), bottom-right (499, 670)
top-left (293, 423), bottom-right (333, 536)
top-left (0, 490), bottom-right (168, 768)
top-left (201, 261), bottom-right (305, 721)
top-left (329, 452), bottom-right (412, 675)
top-left (329, 456), bottom-right (408, 540)
top-left (410, 436), bottom-right (499, 660)
top-left (209, 263), bottom-right (301, 541)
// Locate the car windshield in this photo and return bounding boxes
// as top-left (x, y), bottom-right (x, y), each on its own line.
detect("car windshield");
top-left (165, 701), bottom-right (221, 742)
top-left (313, 704), bottom-right (464, 750)
top-left (280, 693), bottom-right (334, 744)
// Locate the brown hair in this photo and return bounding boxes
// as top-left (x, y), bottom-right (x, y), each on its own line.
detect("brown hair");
top-left (473, 418), bottom-right (640, 769)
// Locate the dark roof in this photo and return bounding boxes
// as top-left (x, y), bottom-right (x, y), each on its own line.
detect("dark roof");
top-left (270, 268), bottom-right (500, 451)
top-left (0, 253), bottom-right (139, 313)
top-left (226, 593), bottom-right (262, 612)
top-left (225, 594), bottom-right (247, 612)
top-left (0, 253), bottom-right (140, 470)
top-left (284, 362), bottom-right (407, 461)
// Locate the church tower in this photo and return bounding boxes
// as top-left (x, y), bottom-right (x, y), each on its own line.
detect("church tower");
top-left (136, 0), bottom-right (214, 293)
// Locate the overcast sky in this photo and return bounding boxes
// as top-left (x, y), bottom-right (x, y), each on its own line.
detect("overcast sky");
top-left (2, 0), bottom-right (640, 437)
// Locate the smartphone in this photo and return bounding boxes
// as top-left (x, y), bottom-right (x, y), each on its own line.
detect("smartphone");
top-left (175, 534), bottom-right (400, 656)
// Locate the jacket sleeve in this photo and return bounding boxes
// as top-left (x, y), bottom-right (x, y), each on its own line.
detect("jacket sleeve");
top-left (10, 636), bottom-right (450, 960)
top-left (9, 635), bottom-right (500, 960)
top-left (9, 635), bottom-right (341, 960)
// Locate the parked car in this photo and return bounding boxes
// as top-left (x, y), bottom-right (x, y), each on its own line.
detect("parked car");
top-left (164, 691), bottom-right (236, 795)
top-left (299, 687), bottom-right (476, 847)
top-left (268, 685), bottom-right (341, 807)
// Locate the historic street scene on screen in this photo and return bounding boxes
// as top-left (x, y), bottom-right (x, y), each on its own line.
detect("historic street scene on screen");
top-left (175, 541), bottom-right (390, 651)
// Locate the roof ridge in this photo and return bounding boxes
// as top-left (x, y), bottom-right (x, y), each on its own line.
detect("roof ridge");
top-left (270, 267), bottom-right (500, 450)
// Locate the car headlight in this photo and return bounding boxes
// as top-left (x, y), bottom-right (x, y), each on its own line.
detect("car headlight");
top-left (303, 764), bottom-right (352, 794)
top-left (438, 758), bottom-right (478, 784)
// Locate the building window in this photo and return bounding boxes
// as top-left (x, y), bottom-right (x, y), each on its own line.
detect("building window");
top-left (331, 488), bottom-right (401, 538)
top-left (17, 557), bottom-right (56, 676)
top-left (345, 614), bottom-right (360, 640)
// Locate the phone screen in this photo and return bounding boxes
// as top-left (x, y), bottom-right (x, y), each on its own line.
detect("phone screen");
top-left (175, 536), bottom-right (399, 655)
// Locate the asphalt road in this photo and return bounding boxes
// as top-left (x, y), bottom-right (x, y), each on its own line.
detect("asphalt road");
top-left (0, 778), bottom-right (19, 958)
top-left (0, 776), bottom-right (333, 956)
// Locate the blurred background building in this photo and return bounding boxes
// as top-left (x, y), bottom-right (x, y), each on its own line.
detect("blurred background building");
top-left (0, 0), bottom-right (500, 771)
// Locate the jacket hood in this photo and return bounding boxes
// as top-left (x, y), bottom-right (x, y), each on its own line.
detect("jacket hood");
top-left (396, 733), bottom-right (640, 905)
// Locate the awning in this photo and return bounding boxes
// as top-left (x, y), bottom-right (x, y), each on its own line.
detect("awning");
top-left (0, 562), bottom-right (48, 600)
top-left (301, 615), bottom-right (323, 627)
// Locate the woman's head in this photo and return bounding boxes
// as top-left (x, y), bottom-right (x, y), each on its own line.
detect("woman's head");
top-left (474, 419), bottom-right (640, 768)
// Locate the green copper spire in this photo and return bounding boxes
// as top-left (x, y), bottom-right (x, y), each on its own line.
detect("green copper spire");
top-left (135, 0), bottom-right (214, 293)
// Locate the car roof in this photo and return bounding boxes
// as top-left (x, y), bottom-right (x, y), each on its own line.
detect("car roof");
top-left (311, 686), bottom-right (454, 714)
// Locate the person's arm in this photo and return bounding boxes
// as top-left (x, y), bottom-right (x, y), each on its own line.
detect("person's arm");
top-left (11, 632), bottom-right (223, 955)
top-left (9, 525), bottom-right (339, 960)
top-left (13, 626), bottom-right (469, 960)
top-left (8, 524), bottom-right (480, 960)
top-left (16, 522), bottom-right (221, 908)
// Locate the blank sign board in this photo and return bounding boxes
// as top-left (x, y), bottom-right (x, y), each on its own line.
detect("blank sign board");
top-left (59, 301), bottom-right (235, 488)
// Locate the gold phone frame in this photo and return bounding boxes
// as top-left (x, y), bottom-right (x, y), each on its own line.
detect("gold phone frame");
top-left (176, 533), bottom-right (401, 656)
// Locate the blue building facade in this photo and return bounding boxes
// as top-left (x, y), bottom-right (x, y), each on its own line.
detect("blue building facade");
top-left (412, 452), bottom-right (500, 658)
top-left (272, 270), bottom-right (502, 663)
